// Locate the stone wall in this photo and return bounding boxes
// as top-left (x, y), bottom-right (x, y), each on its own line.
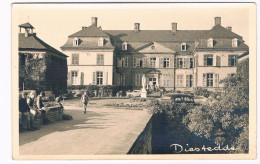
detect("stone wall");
top-left (127, 115), bottom-right (153, 154)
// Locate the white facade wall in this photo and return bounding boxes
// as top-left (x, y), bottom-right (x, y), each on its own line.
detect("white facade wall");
top-left (63, 50), bottom-right (114, 86)
top-left (194, 51), bottom-right (247, 89)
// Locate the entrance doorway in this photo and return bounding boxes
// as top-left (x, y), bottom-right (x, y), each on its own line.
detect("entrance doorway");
top-left (149, 78), bottom-right (157, 86)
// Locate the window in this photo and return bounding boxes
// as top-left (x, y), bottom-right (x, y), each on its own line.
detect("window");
top-left (204, 55), bottom-right (213, 66)
top-left (133, 58), bottom-right (143, 68)
top-left (71, 71), bottom-right (78, 85)
top-left (122, 42), bottom-right (127, 50)
top-left (228, 55), bottom-right (237, 66)
top-left (232, 38), bottom-right (238, 47)
top-left (181, 43), bottom-right (186, 51)
top-left (163, 58), bottom-right (170, 68)
top-left (150, 57), bottom-right (156, 68)
top-left (176, 75), bottom-right (183, 87)
top-left (96, 71), bottom-right (103, 85)
top-left (98, 38), bottom-right (104, 46)
top-left (207, 38), bottom-right (213, 47)
top-left (190, 58), bottom-right (193, 68)
top-left (163, 74), bottom-right (170, 87)
top-left (97, 54), bottom-right (104, 65)
top-left (207, 73), bottom-right (213, 87)
top-left (186, 75), bottom-right (193, 87)
top-left (151, 46), bottom-right (156, 50)
top-left (73, 38), bottom-right (79, 46)
top-left (71, 54), bottom-right (79, 65)
top-left (177, 58), bottom-right (183, 68)
top-left (122, 57), bottom-right (128, 67)
top-left (135, 74), bottom-right (142, 86)
top-left (228, 73), bottom-right (236, 77)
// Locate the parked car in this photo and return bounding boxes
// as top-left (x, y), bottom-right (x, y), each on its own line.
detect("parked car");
top-left (42, 91), bottom-right (55, 102)
top-left (162, 93), bottom-right (200, 105)
top-left (62, 91), bottom-right (73, 100)
top-left (126, 90), bottom-right (141, 98)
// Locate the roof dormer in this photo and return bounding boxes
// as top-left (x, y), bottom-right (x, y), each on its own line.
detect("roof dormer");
top-left (122, 42), bottom-right (127, 50)
top-left (98, 37), bottom-right (104, 46)
top-left (232, 38), bottom-right (238, 47)
top-left (181, 43), bottom-right (187, 51)
top-left (73, 37), bottom-right (79, 46)
top-left (207, 38), bottom-right (213, 48)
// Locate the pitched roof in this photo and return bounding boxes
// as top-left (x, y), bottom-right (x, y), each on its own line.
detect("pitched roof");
top-left (19, 22), bottom-right (34, 29)
top-left (69, 24), bottom-right (109, 37)
top-left (201, 25), bottom-right (242, 39)
top-left (196, 38), bottom-right (249, 51)
top-left (60, 37), bottom-right (115, 50)
top-left (105, 30), bottom-right (207, 42)
top-left (19, 33), bottom-right (67, 57)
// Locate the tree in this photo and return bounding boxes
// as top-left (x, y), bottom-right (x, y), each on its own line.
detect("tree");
top-left (183, 58), bottom-right (249, 153)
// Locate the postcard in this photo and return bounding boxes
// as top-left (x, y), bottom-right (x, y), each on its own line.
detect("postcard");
top-left (12, 2), bottom-right (256, 160)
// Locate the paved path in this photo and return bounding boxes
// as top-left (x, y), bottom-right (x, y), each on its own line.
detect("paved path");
top-left (19, 102), bottom-right (152, 155)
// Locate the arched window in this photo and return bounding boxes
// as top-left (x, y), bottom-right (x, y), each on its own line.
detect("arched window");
top-left (122, 42), bottom-right (127, 50)
top-left (207, 38), bottom-right (213, 48)
top-left (98, 38), bottom-right (104, 46)
top-left (232, 38), bottom-right (238, 47)
top-left (73, 38), bottom-right (79, 46)
top-left (181, 43), bottom-right (187, 51)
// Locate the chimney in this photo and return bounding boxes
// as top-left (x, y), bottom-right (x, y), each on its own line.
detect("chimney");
top-left (226, 26), bottom-right (232, 31)
top-left (91, 17), bottom-right (98, 26)
top-left (172, 22), bottom-right (177, 32)
top-left (134, 23), bottom-right (140, 32)
top-left (99, 26), bottom-right (102, 30)
top-left (25, 28), bottom-right (29, 37)
top-left (215, 17), bottom-right (221, 26)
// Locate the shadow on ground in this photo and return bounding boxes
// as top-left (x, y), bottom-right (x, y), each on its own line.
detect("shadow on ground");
top-left (19, 109), bottom-right (114, 146)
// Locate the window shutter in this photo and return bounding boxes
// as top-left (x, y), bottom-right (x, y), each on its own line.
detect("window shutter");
top-left (103, 72), bottom-right (108, 85)
top-left (126, 57), bottom-right (128, 67)
top-left (81, 72), bottom-right (84, 85)
top-left (186, 58), bottom-right (190, 68)
top-left (186, 75), bottom-right (190, 87)
top-left (146, 57), bottom-right (150, 67)
top-left (67, 72), bottom-right (71, 85)
top-left (117, 57), bottom-right (122, 67)
top-left (214, 73), bottom-right (219, 87)
top-left (204, 55), bottom-right (207, 66)
top-left (216, 56), bottom-right (221, 66)
top-left (228, 56), bottom-right (231, 66)
top-left (93, 72), bottom-right (96, 85)
top-left (143, 57), bottom-right (146, 67)
top-left (174, 56), bottom-right (177, 68)
top-left (160, 58), bottom-right (164, 68)
top-left (133, 57), bottom-right (136, 68)
top-left (203, 73), bottom-right (206, 87)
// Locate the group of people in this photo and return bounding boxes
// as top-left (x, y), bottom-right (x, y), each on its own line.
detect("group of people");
top-left (19, 91), bottom-right (45, 131)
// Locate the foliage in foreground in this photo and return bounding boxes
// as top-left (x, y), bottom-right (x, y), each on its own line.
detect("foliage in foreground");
top-left (183, 58), bottom-right (249, 153)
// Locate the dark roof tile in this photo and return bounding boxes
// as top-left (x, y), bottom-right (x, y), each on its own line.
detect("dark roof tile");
top-left (19, 33), bottom-right (67, 57)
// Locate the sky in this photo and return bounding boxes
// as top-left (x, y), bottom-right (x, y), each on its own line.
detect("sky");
top-left (13, 3), bottom-right (250, 51)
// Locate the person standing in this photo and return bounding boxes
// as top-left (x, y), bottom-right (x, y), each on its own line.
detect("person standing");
top-left (19, 92), bottom-right (31, 130)
top-left (81, 91), bottom-right (89, 114)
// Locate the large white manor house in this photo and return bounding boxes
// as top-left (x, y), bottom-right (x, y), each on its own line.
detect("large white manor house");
top-left (61, 17), bottom-right (249, 91)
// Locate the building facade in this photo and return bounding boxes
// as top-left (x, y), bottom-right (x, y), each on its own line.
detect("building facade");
top-left (61, 17), bottom-right (249, 91)
top-left (19, 23), bottom-right (68, 95)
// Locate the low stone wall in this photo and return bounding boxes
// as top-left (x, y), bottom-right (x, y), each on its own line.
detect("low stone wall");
top-left (45, 106), bottom-right (63, 122)
top-left (19, 105), bottom-right (64, 131)
top-left (127, 115), bottom-right (153, 154)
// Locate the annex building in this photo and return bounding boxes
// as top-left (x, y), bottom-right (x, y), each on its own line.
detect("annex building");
top-left (19, 23), bottom-right (68, 95)
top-left (61, 17), bottom-right (249, 91)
